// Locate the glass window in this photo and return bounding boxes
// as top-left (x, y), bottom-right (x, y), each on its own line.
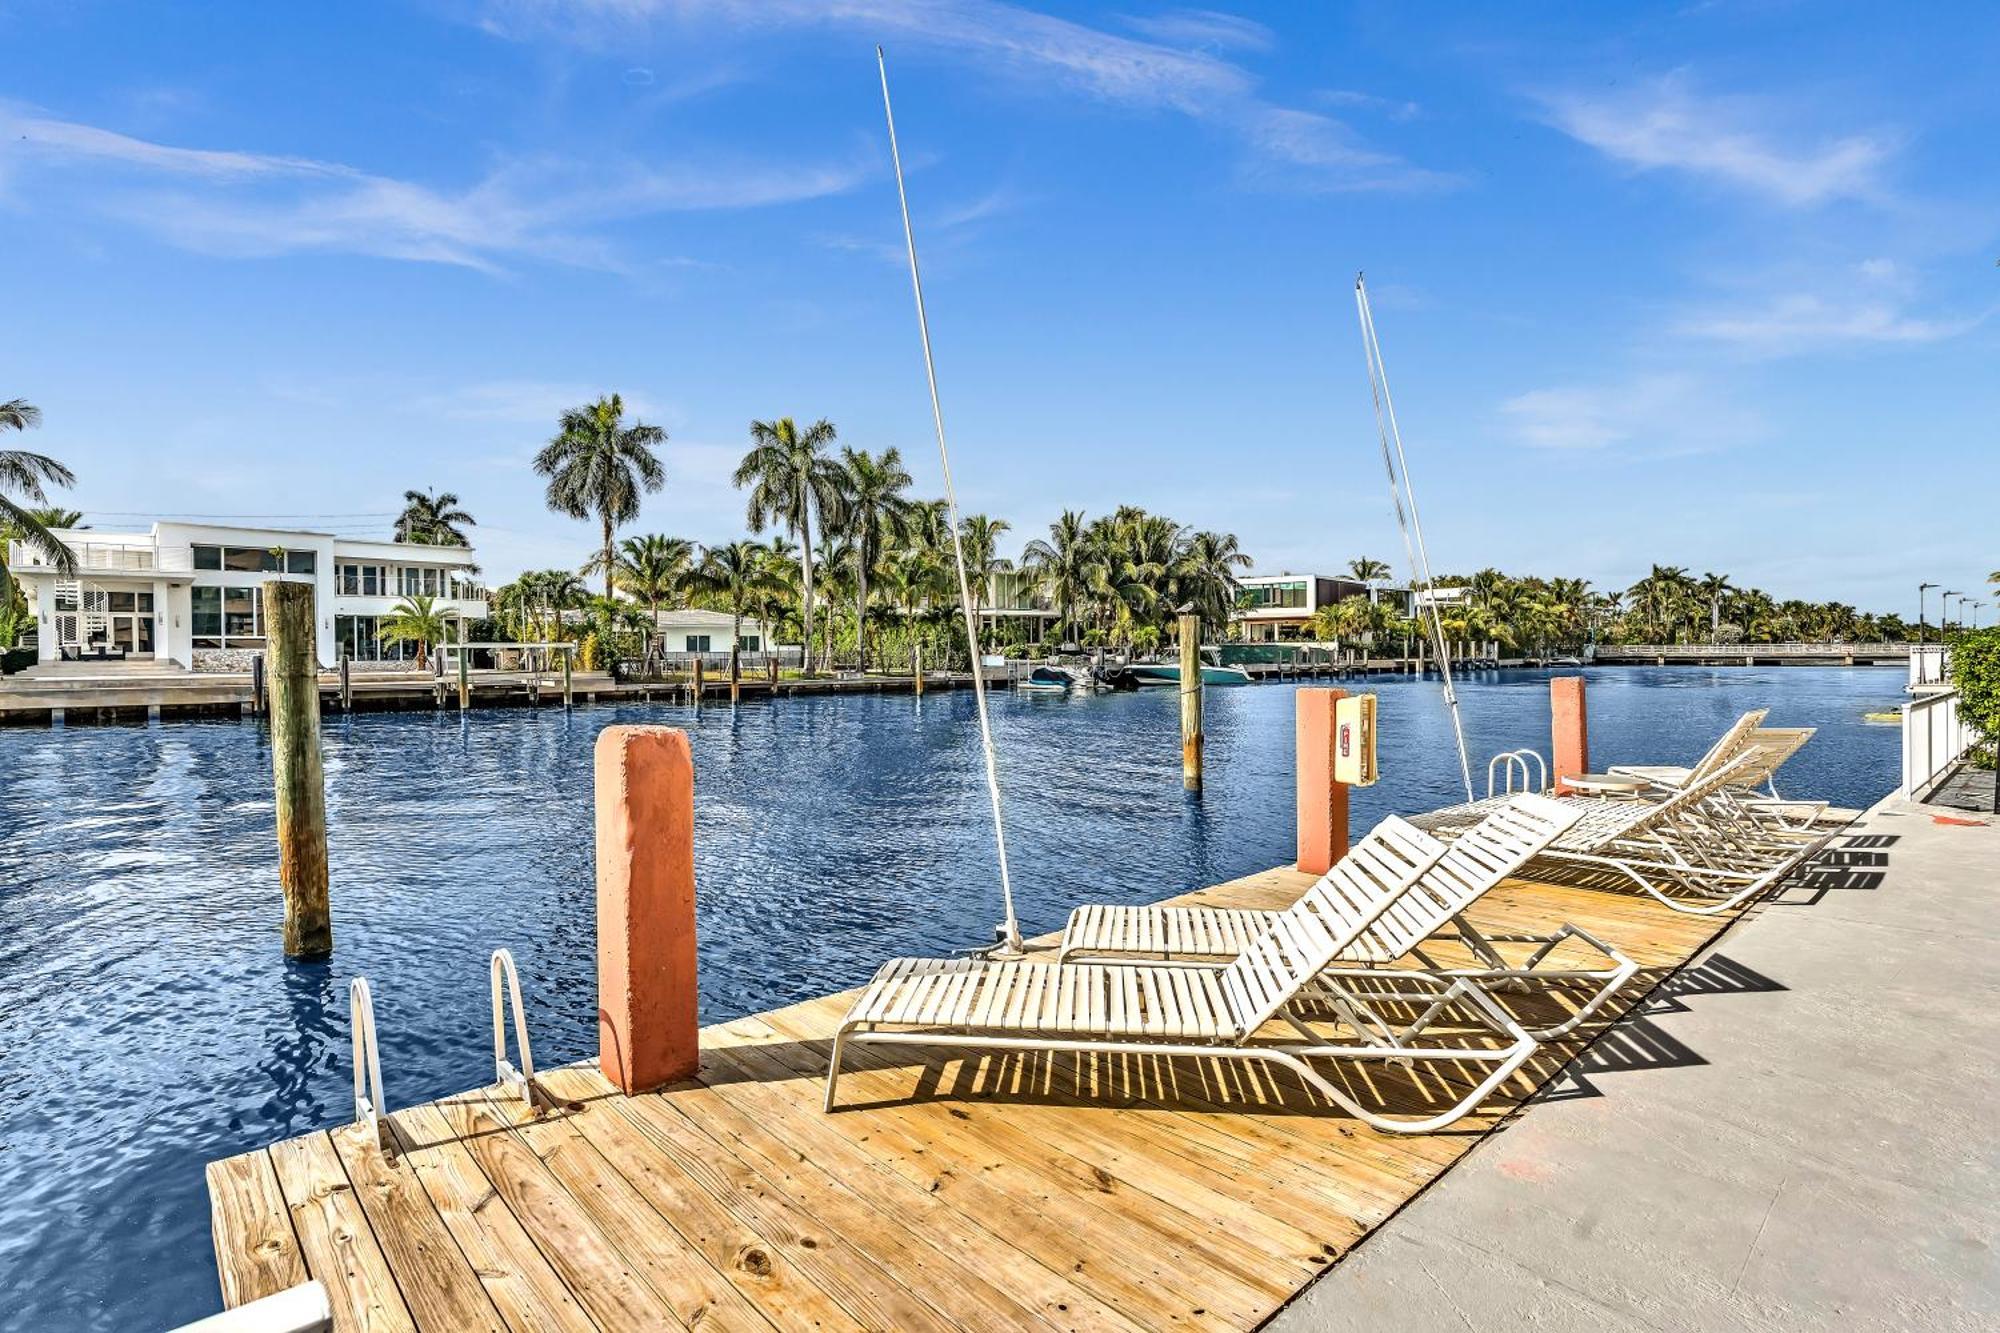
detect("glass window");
top-left (223, 587), bottom-right (258, 637)
top-left (193, 545), bottom-right (222, 570)
top-left (337, 564), bottom-right (358, 595)
top-left (136, 592), bottom-right (154, 612)
top-left (191, 587), bottom-right (222, 636)
top-left (108, 591), bottom-right (137, 612)
top-left (286, 550), bottom-right (316, 575)
top-left (422, 567), bottom-right (439, 596)
top-left (685, 635), bottom-right (711, 653)
top-left (223, 546), bottom-right (281, 573)
top-left (739, 635), bottom-right (760, 651)
top-left (361, 566), bottom-right (382, 596)
top-left (193, 637), bottom-right (223, 649)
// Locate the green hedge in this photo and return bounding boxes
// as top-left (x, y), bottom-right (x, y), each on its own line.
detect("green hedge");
top-left (1953, 627), bottom-right (2000, 765)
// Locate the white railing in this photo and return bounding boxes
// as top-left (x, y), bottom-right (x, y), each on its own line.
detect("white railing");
top-left (1901, 686), bottom-right (1975, 801)
top-left (8, 539), bottom-right (192, 573)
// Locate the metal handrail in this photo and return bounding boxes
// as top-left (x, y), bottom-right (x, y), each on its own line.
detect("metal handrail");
top-left (490, 949), bottom-right (536, 1108)
top-left (1486, 748), bottom-right (1548, 797)
top-left (350, 977), bottom-right (387, 1148)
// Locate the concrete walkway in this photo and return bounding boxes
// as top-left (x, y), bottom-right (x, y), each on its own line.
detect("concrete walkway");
top-left (1272, 791), bottom-right (2000, 1332)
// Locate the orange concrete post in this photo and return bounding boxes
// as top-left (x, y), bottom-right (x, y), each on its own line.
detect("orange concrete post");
top-left (596, 725), bottom-right (700, 1094)
top-left (1296, 687), bottom-right (1350, 875)
top-left (1551, 676), bottom-right (1588, 796)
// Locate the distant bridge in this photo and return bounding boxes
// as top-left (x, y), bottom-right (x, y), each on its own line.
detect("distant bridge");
top-left (1592, 642), bottom-right (1911, 667)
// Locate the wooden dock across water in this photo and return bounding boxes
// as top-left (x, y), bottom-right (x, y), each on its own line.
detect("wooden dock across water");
top-left (206, 866), bottom-right (1745, 1331)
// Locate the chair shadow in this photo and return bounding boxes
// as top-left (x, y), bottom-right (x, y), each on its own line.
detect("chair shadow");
top-left (1533, 952), bottom-right (1786, 1102)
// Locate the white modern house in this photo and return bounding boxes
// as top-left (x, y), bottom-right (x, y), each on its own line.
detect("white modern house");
top-left (1235, 572), bottom-right (1411, 641)
top-left (646, 608), bottom-right (777, 655)
top-left (7, 522), bottom-right (487, 672)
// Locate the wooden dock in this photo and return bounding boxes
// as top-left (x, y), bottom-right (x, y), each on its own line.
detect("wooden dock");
top-left (206, 865), bottom-right (1744, 1331)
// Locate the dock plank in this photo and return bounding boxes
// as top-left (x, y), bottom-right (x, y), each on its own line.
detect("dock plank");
top-left (206, 1149), bottom-right (309, 1308)
top-left (327, 1121), bottom-right (508, 1333)
top-left (209, 858), bottom-right (1766, 1333)
top-left (385, 1101), bottom-right (597, 1333)
top-left (268, 1132), bottom-right (418, 1333)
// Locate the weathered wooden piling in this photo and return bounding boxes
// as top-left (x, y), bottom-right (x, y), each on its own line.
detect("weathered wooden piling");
top-left (337, 650), bottom-right (351, 713)
top-left (250, 653), bottom-right (266, 716)
top-left (692, 654), bottom-right (704, 705)
top-left (456, 620), bottom-right (469, 712)
top-left (913, 644), bottom-right (924, 696)
top-left (729, 644), bottom-right (741, 703)
top-left (262, 580), bottom-right (331, 957)
top-left (1179, 612), bottom-right (1203, 792)
top-left (562, 651), bottom-right (574, 709)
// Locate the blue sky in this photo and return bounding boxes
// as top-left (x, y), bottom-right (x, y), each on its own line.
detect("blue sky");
top-left (3, 1), bottom-right (1994, 615)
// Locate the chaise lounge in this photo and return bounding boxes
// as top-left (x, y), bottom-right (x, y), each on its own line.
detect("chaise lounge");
top-left (825, 796), bottom-right (1584, 1133)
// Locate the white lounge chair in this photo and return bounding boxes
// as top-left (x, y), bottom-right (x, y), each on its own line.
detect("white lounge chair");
top-left (824, 797), bottom-right (1584, 1133)
top-left (1613, 724), bottom-right (1828, 829)
top-left (1056, 823), bottom-right (1635, 1042)
top-left (1412, 754), bottom-right (1836, 915)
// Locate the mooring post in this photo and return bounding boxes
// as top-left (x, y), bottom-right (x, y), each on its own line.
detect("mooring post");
top-left (1551, 676), bottom-right (1588, 795)
top-left (767, 654), bottom-right (778, 686)
top-left (250, 652), bottom-right (266, 717)
top-left (1295, 686), bottom-right (1350, 875)
top-left (729, 644), bottom-right (741, 703)
top-left (263, 580), bottom-right (331, 957)
top-left (562, 650), bottom-right (574, 710)
top-left (913, 643), bottom-right (924, 696)
top-left (595, 726), bottom-right (699, 1094)
top-left (456, 619), bottom-right (470, 712)
top-left (338, 649), bottom-right (352, 713)
top-left (1179, 612), bottom-right (1203, 791)
top-left (692, 654), bottom-right (704, 706)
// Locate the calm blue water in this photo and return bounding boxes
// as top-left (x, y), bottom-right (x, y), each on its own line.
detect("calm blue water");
top-left (0, 667), bottom-right (1900, 1329)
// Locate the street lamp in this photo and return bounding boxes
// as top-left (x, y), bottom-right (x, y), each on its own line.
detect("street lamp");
top-left (1919, 581), bottom-right (1937, 644)
top-left (1943, 591), bottom-right (1962, 635)
top-left (1970, 600), bottom-right (1985, 629)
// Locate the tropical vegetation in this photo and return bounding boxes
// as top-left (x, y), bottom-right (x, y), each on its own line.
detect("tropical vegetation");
top-left (535, 394), bottom-right (666, 600)
top-left (393, 489), bottom-right (476, 546)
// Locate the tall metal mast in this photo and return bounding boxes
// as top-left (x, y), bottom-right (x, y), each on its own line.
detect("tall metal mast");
top-left (878, 48), bottom-right (1024, 955)
top-left (1355, 273), bottom-right (1475, 801)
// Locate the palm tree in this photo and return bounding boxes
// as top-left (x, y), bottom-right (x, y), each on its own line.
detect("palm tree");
top-left (378, 594), bottom-right (453, 669)
top-left (1177, 530), bottom-right (1252, 628)
top-left (1697, 572), bottom-right (1733, 640)
top-left (614, 534), bottom-right (694, 621)
top-left (1022, 510), bottom-right (1095, 644)
top-left (393, 489), bottom-right (476, 546)
top-left (1347, 556), bottom-right (1391, 604)
top-left (735, 417), bottom-right (844, 674)
top-left (958, 514), bottom-right (1012, 621)
top-left (535, 394), bottom-right (667, 600)
top-left (689, 541), bottom-right (773, 663)
top-left (1, 399), bottom-right (77, 606)
top-left (838, 446), bottom-right (913, 671)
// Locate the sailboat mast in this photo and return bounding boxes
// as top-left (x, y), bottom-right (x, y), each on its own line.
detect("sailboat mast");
top-left (877, 48), bottom-right (1024, 955)
top-left (1355, 274), bottom-right (1476, 802)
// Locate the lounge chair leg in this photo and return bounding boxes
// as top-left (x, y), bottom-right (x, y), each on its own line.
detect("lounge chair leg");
top-left (823, 1029), bottom-right (850, 1113)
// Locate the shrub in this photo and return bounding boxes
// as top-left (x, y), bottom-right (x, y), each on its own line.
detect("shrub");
top-left (1951, 627), bottom-right (2000, 766)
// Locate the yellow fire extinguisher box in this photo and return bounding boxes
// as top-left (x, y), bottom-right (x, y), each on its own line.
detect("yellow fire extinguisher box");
top-left (1334, 693), bottom-right (1378, 787)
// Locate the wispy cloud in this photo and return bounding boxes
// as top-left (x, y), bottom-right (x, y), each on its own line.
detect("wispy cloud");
top-left (479, 0), bottom-right (1451, 192)
top-left (1534, 72), bottom-right (1894, 207)
top-left (1499, 372), bottom-right (1764, 454)
top-left (1120, 8), bottom-right (1274, 54)
top-left (1675, 293), bottom-right (1983, 354)
top-left (0, 104), bottom-right (871, 272)
top-left (1671, 258), bottom-right (1987, 356)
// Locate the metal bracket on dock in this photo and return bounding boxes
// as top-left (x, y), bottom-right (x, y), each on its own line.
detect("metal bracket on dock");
top-left (350, 977), bottom-right (388, 1148)
top-left (1487, 748), bottom-right (1548, 797)
top-left (491, 948), bottom-right (537, 1108)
